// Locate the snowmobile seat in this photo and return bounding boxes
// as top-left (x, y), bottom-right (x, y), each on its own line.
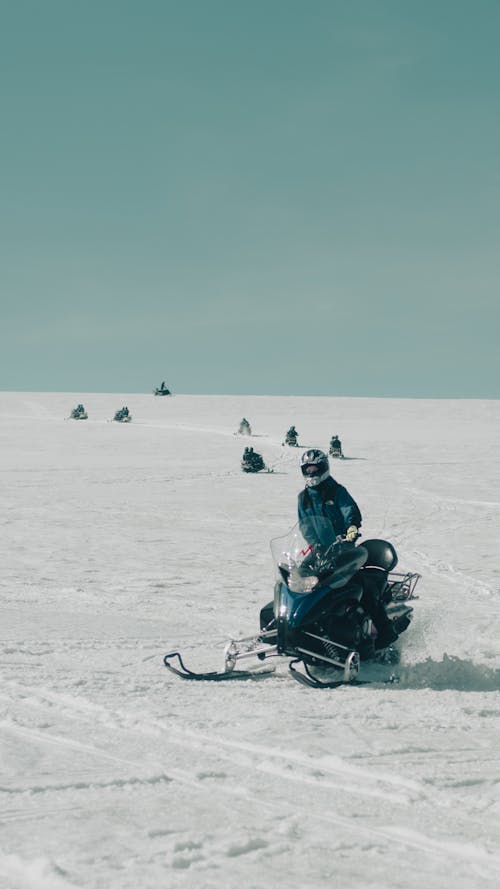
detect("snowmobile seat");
top-left (361, 539), bottom-right (398, 572)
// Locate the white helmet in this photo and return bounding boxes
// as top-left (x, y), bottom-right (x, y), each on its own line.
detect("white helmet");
top-left (300, 449), bottom-right (330, 487)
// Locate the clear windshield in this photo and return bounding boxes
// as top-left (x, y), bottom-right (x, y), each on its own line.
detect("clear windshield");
top-left (270, 519), bottom-right (344, 583)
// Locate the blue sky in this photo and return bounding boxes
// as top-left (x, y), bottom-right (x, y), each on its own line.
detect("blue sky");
top-left (1, 0), bottom-right (499, 396)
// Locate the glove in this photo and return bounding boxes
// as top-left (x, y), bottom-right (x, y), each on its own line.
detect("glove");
top-left (345, 525), bottom-right (358, 542)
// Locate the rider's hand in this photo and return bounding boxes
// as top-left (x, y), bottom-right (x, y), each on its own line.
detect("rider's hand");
top-left (345, 525), bottom-right (358, 542)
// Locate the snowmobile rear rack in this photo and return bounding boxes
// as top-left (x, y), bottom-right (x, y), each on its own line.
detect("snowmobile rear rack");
top-left (387, 571), bottom-right (421, 601)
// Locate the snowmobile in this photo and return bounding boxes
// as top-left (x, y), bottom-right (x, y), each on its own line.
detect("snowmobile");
top-left (329, 439), bottom-right (344, 459)
top-left (283, 429), bottom-right (299, 447)
top-left (241, 450), bottom-right (266, 473)
top-left (113, 407), bottom-right (132, 423)
top-left (238, 419), bottom-right (252, 435)
top-left (154, 383), bottom-right (171, 396)
top-left (164, 518), bottom-right (420, 688)
top-left (69, 405), bottom-right (88, 420)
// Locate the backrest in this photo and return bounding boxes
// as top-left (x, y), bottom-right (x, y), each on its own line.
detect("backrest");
top-left (361, 539), bottom-right (398, 572)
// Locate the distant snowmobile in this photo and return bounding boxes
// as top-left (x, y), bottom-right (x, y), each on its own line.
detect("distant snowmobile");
top-left (69, 404), bottom-right (88, 420)
top-left (241, 447), bottom-right (266, 473)
top-left (238, 418), bottom-right (252, 435)
top-left (329, 436), bottom-right (344, 459)
top-left (283, 426), bottom-right (299, 447)
top-left (113, 407), bottom-right (132, 423)
top-left (164, 519), bottom-right (420, 688)
top-left (154, 382), bottom-right (171, 396)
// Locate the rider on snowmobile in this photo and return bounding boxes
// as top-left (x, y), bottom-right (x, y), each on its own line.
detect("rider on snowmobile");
top-left (242, 446), bottom-right (265, 472)
top-left (298, 449), bottom-right (398, 649)
top-left (330, 434), bottom-right (342, 452)
top-left (298, 449), bottom-right (359, 545)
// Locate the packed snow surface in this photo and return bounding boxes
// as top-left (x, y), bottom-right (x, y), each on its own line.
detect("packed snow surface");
top-left (1, 392), bottom-right (500, 889)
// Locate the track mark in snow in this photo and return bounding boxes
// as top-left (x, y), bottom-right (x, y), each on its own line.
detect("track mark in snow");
top-left (197, 770), bottom-right (228, 780)
top-left (171, 838), bottom-right (205, 869)
top-left (174, 840), bottom-right (203, 853)
top-left (167, 726), bottom-right (426, 801)
top-left (0, 720), bottom-right (174, 800)
top-left (0, 803), bottom-right (86, 825)
top-left (147, 828), bottom-right (178, 838)
top-left (257, 760), bottom-right (408, 804)
top-left (226, 837), bottom-right (269, 857)
top-left (384, 826), bottom-right (500, 876)
top-left (1, 683), bottom-right (427, 805)
top-left (1, 773), bottom-right (172, 797)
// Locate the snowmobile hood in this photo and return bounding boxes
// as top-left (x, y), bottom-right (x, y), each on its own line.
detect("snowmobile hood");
top-left (270, 523), bottom-right (368, 628)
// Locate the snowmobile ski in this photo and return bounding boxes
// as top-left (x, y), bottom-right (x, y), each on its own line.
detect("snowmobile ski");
top-left (288, 658), bottom-right (369, 689)
top-left (163, 651), bottom-right (273, 682)
top-left (288, 659), bottom-right (400, 689)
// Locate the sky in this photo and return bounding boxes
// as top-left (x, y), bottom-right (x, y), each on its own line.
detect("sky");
top-left (1, 0), bottom-right (499, 397)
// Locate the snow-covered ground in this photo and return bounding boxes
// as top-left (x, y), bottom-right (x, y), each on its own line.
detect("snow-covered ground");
top-left (1, 391), bottom-right (500, 889)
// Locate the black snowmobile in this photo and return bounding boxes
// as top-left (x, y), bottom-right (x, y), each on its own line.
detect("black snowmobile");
top-left (113, 407), bottom-right (132, 422)
top-left (329, 438), bottom-right (344, 459)
top-left (164, 518), bottom-right (420, 688)
top-left (241, 448), bottom-right (266, 473)
top-left (154, 383), bottom-right (171, 396)
top-left (69, 404), bottom-right (88, 420)
top-left (283, 428), bottom-right (299, 447)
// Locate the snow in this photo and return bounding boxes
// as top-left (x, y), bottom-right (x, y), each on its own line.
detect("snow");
top-left (1, 391), bottom-right (500, 889)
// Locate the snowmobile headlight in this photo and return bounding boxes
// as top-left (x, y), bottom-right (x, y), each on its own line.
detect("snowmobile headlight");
top-left (303, 576), bottom-right (319, 592)
top-left (288, 573), bottom-right (319, 594)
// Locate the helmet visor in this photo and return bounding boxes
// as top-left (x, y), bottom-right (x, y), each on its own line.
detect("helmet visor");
top-left (302, 463), bottom-right (322, 477)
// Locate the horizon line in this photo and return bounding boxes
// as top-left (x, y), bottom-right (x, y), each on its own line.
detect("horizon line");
top-left (1, 390), bottom-right (499, 402)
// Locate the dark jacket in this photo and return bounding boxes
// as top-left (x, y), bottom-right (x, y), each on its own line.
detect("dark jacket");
top-left (298, 476), bottom-right (362, 548)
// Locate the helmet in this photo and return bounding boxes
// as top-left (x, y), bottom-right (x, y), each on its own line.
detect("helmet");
top-left (300, 449), bottom-right (330, 487)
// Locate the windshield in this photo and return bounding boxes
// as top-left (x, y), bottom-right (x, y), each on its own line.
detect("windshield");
top-left (270, 519), bottom-right (343, 580)
top-left (270, 520), bottom-right (367, 594)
